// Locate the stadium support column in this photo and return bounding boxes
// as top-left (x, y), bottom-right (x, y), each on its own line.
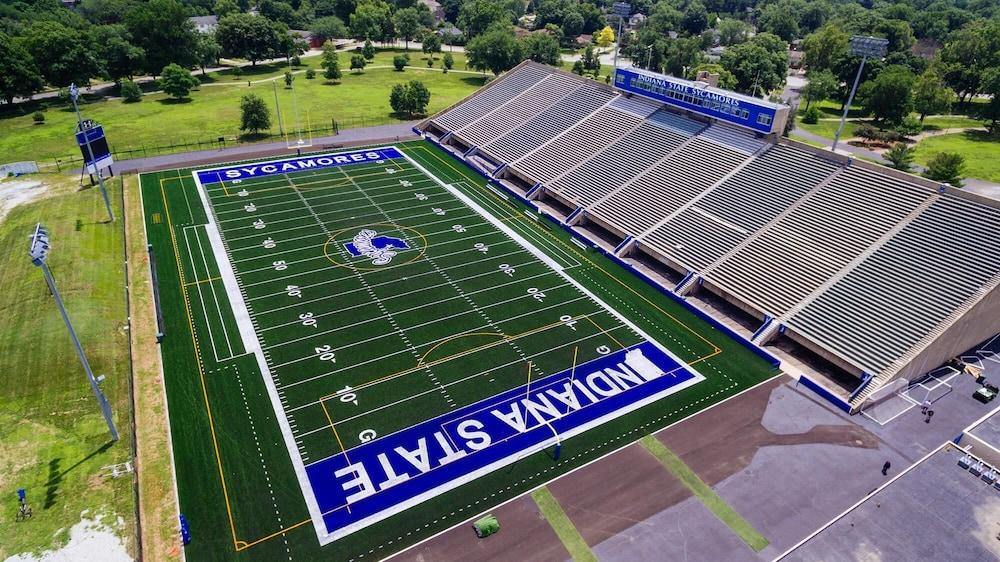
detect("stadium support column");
top-left (28, 224), bottom-right (119, 442)
top-left (69, 84), bottom-right (114, 223)
top-left (832, 37), bottom-right (887, 153)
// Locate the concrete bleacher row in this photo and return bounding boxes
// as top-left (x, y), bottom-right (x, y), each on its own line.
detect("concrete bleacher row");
top-left (419, 61), bottom-right (1000, 409)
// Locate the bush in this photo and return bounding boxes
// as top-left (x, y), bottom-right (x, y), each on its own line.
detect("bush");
top-left (32, 111), bottom-right (45, 124)
top-left (305, 68), bottom-right (316, 79)
top-left (884, 142), bottom-right (914, 171)
top-left (896, 115), bottom-right (922, 137)
top-left (802, 105), bottom-right (821, 124)
top-left (427, 57), bottom-right (434, 68)
top-left (231, 65), bottom-right (243, 78)
top-left (923, 152), bottom-right (965, 187)
top-left (291, 55), bottom-right (302, 66)
top-left (120, 80), bottom-right (142, 102)
top-left (393, 54), bottom-right (409, 71)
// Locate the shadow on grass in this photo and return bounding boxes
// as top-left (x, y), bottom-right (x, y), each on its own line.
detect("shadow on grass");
top-left (156, 97), bottom-right (193, 105)
top-left (42, 441), bottom-right (114, 510)
top-left (461, 75), bottom-right (489, 86)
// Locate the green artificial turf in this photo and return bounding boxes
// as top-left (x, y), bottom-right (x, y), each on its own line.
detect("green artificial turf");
top-left (140, 140), bottom-right (779, 561)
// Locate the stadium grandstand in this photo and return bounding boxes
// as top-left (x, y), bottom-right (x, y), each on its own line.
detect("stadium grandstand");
top-left (417, 61), bottom-right (1000, 414)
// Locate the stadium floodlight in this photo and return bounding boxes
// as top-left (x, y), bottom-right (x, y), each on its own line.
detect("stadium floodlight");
top-left (68, 84), bottom-right (114, 223)
top-left (29, 224), bottom-right (120, 442)
top-left (612, 2), bottom-right (630, 70)
top-left (831, 36), bottom-right (889, 152)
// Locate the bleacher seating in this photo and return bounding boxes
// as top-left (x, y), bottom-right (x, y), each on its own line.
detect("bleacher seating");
top-left (417, 60), bottom-right (1000, 398)
top-left (589, 138), bottom-right (749, 235)
top-left (455, 73), bottom-right (582, 148)
top-left (480, 83), bottom-right (616, 163)
top-left (431, 64), bottom-right (551, 133)
top-left (707, 167), bottom-right (935, 317)
top-left (643, 144), bottom-right (841, 271)
top-left (788, 196), bottom-right (1000, 375)
top-left (548, 122), bottom-right (688, 206)
top-left (512, 107), bottom-right (643, 184)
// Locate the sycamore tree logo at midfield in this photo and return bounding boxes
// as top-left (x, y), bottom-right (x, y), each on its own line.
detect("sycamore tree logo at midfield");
top-left (344, 229), bottom-right (411, 266)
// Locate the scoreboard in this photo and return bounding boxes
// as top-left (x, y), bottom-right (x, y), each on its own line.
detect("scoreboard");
top-left (75, 120), bottom-right (113, 174)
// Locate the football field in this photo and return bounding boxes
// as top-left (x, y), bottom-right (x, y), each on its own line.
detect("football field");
top-left (140, 141), bottom-right (778, 560)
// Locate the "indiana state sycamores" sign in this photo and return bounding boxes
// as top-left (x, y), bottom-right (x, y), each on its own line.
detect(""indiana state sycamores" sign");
top-left (195, 147), bottom-right (404, 185)
top-left (304, 340), bottom-right (703, 541)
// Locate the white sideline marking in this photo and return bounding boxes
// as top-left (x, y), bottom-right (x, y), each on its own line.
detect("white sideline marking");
top-left (191, 168), bottom-right (329, 544)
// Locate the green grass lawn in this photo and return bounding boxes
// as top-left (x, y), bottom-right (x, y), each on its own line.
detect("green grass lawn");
top-left (0, 49), bottom-right (484, 164)
top-left (0, 175), bottom-right (133, 559)
top-left (913, 130), bottom-right (1000, 183)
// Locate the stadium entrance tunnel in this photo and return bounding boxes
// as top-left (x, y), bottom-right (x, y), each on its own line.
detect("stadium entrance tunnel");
top-left (770, 332), bottom-right (865, 401)
top-left (627, 248), bottom-right (688, 289)
top-left (682, 286), bottom-right (761, 340)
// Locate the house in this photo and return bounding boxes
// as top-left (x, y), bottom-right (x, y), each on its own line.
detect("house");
top-left (290, 29), bottom-right (323, 49)
top-left (189, 15), bottom-right (219, 34)
top-left (436, 25), bottom-right (463, 44)
top-left (420, 0), bottom-right (445, 22)
top-left (627, 13), bottom-right (646, 29)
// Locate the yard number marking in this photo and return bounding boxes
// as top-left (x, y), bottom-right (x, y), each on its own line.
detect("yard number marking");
top-left (237, 189), bottom-right (249, 197)
top-left (262, 238), bottom-right (276, 249)
top-left (386, 168), bottom-right (397, 174)
top-left (527, 287), bottom-right (546, 302)
top-left (336, 385), bottom-right (358, 405)
top-left (315, 345), bottom-right (336, 363)
top-left (432, 207), bottom-right (446, 216)
top-left (253, 219), bottom-right (266, 230)
top-left (244, 203), bottom-right (256, 212)
top-left (415, 193), bottom-right (428, 201)
top-left (499, 263), bottom-right (515, 277)
top-left (452, 224), bottom-right (466, 233)
top-left (286, 285), bottom-right (302, 298)
top-left (273, 260), bottom-right (288, 271)
top-left (559, 314), bottom-right (578, 331)
top-left (474, 242), bottom-right (489, 253)
top-left (299, 312), bottom-right (317, 327)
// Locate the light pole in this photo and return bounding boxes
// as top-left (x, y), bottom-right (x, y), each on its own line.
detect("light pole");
top-left (29, 224), bottom-right (119, 442)
top-left (69, 84), bottom-right (114, 223)
top-left (645, 44), bottom-right (653, 69)
top-left (612, 2), bottom-right (631, 70)
top-left (832, 36), bottom-right (888, 152)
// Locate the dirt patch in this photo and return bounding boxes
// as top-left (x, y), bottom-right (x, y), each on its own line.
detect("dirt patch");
top-left (0, 179), bottom-right (48, 224)
top-left (123, 174), bottom-right (182, 562)
top-left (394, 495), bottom-right (569, 562)
top-left (5, 514), bottom-right (131, 562)
top-left (547, 442), bottom-right (692, 546)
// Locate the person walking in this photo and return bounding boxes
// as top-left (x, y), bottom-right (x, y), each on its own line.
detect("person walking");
top-left (882, 461), bottom-right (891, 475)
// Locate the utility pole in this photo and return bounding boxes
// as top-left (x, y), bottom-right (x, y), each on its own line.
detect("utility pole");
top-left (832, 36), bottom-right (888, 153)
top-left (69, 84), bottom-right (114, 223)
top-left (273, 80), bottom-right (285, 137)
top-left (612, 2), bottom-right (631, 71)
top-left (29, 224), bottom-right (119, 442)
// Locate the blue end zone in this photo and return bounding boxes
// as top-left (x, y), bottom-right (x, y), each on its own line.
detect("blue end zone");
top-left (304, 340), bottom-right (700, 539)
top-left (195, 147), bottom-right (405, 185)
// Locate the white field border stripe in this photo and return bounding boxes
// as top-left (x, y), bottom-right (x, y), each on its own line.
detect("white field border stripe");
top-left (190, 168), bottom-right (329, 543)
top-left (401, 147), bottom-right (706, 381)
top-left (772, 440), bottom-right (949, 561)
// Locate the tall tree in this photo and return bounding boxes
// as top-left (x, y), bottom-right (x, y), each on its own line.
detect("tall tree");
top-left (18, 21), bottom-right (101, 87)
top-left (680, 1), bottom-right (708, 36)
top-left (595, 25), bottom-right (614, 49)
top-left (349, 0), bottom-right (393, 41)
top-left (458, 0), bottom-right (511, 39)
top-left (194, 32), bottom-right (221, 75)
top-left (216, 13), bottom-right (283, 66)
top-left (91, 24), bottom-right (145, 82)
top-left (159, 63), bottom-right (199, 99)
top-left (311, 15), bottom-right (348, 42)
top-left (239, 92), bottom-right (271, 134)
top-left (859, 64), bottom-right (914, 125)
top-left (392, 7), bottom-right (421, 50)
top-left (801, 69), bottom-right (836, 109)
top-left (757, 2), bottom-right (799, 42)
top-left (802, 24), bottom-right (847, 72)
top-left (320, 40), bottom-right (342, 80)
top-left (125, 0), bottom-right (198, 75)
top-left (465, 25), bottom-right (523, 75)
top-left (214, 0), bottom-right (240, 17)
top-left (520, 32), bottom-right (560, 66)
top-left (912, 68), bottom-right (954, 122)
top-left (0, 34), bottom-right (44, 104)
top-left (717, 18), bottom-right (749, 46)
top-left (422, 32), bottom-right (441, 58)
top-left (720, 33), bottom-right (788, 95)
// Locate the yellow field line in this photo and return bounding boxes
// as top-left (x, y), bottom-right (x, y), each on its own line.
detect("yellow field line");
top-left (412, 145), bottom-right (723, 356)
top-left (184, 276), bottom-right (221, 287)
top-left (159, 177), bottom-right (241, 550)
top-left (585, 315), bottom-right (626, 351)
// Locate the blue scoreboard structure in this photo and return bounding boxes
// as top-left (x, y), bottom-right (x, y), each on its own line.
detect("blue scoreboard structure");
top-left (614, 67), bottom-right (789, 135)
top-left (75, 121), bottom-right (113, 175)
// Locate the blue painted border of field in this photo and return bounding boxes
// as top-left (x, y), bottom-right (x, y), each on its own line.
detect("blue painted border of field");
top-left (195, 147), bottom-right (404, 184)
top-left (304, 341), bottom-right (697, 538)
top-left (420, 138), bottom-right (780, 368)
